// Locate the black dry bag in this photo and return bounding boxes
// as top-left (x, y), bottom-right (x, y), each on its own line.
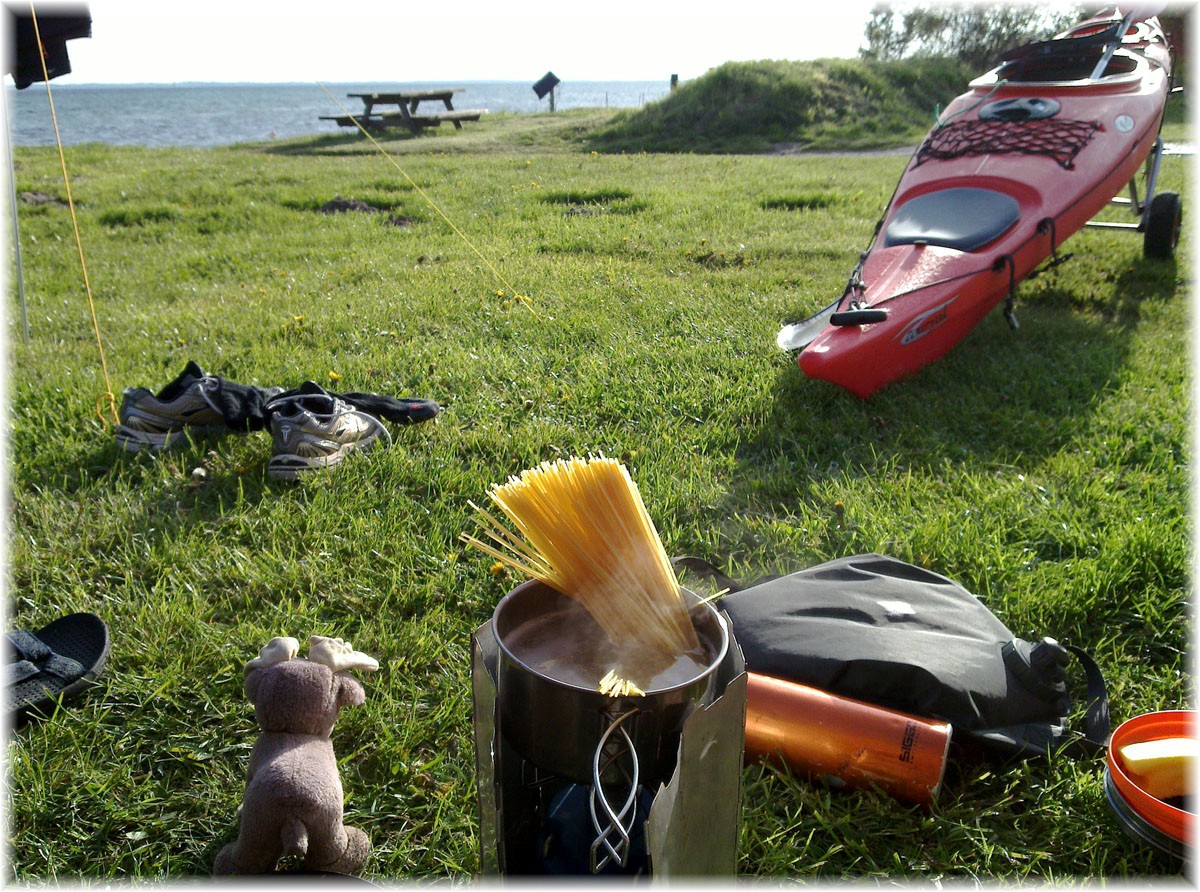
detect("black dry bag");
top-left (678, 553), bottom-right (1109, 759)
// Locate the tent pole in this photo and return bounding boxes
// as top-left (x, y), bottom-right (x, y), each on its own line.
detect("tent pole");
top-left (1, 83), bottom-right (30, 342)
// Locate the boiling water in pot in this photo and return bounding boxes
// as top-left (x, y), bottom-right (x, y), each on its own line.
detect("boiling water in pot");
top-left (503, 595), bottom-right (712, 693)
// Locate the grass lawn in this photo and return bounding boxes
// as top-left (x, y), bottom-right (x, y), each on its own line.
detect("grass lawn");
top-left (5, 106), bottom-right (1190, 881)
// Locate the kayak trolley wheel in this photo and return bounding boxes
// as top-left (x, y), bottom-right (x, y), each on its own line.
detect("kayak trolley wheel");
top-left (1143, 191), bottom-right (1182, 260)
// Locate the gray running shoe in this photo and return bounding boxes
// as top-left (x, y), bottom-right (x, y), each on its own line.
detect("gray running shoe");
top-left (267, 383), bottom-right (391, 481)
top-left (115, 361), bottom-right (226, 452)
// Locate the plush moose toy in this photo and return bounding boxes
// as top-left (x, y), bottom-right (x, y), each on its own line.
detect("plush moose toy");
top-left (214, 635), bottom-right (379, 875)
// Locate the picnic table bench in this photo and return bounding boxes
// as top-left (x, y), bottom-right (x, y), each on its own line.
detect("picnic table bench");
top-left (320, 89), bottom-right (486, 134)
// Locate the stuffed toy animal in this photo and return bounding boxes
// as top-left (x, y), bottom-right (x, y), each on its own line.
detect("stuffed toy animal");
top-left (214, 635), bottom-right (379, 875)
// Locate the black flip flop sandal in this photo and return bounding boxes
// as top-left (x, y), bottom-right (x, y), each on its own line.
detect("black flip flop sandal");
top-left (6, 612), bottom-right (111, 723)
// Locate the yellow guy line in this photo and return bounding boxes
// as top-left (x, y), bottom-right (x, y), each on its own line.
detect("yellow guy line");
top-left (317, 83), bottom-right (533, 312)
top-left (30, 5), bottom-right (119, 427)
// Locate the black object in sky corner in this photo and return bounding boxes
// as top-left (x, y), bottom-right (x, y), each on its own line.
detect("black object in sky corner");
top-left (7, 3), bottom-right (91, 89)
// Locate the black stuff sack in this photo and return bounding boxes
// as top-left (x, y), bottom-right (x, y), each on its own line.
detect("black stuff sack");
top-left (681, 553), bottom-right (1109, 759)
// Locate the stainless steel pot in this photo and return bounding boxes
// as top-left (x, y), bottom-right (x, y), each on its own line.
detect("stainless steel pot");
top-left (492, 579), bottom-right (729, 785)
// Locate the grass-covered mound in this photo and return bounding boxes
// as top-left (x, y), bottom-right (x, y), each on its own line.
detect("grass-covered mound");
top-left (587, 57), bottom-right (975, 154)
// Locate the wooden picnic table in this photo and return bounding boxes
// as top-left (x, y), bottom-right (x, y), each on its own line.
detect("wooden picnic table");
top-left (320, 88), bottom-right (486, 134)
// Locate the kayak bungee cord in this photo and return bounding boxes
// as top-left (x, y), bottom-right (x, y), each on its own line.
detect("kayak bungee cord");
top-left (28, 4), bottom-right (119, 427)
top-left (317, 83), bottom-right (534, 314)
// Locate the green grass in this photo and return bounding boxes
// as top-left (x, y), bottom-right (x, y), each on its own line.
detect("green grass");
top-left (588, 57), bottom-right (977, 153)
top-left (5, 84), bottom-right (1190, 882)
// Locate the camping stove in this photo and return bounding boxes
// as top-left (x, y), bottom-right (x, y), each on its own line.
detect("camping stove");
top-left (472, 580), bottom-right (745, 877)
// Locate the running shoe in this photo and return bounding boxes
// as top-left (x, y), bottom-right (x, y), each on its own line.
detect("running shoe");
top-left (115, 361), bottom-right (226, 453)
top-left (266, 382), bottom-right (391, 481)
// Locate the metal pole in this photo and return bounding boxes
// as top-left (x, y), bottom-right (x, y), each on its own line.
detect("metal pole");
top-left (1, 82), bottom-right (30, 342)
top-left (1089, 11), bottom-right (1136, 80)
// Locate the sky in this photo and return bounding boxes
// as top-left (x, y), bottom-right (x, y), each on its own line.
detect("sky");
top-left (35, 0), bottom-right (881, 85)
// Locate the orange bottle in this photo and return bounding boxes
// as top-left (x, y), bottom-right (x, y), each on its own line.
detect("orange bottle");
top-left (744, 673), bottom-right (952, 808)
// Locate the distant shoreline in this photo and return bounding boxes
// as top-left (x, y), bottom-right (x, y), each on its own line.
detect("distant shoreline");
top-left (7, 80), bottom-right (669, 148)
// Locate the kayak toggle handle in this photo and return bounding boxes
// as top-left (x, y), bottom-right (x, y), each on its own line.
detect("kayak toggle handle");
top-left (831, 302), bottom-right (889, 327)
top-left (1036, 217), bottom-right (1073, 270)
top-left (994, 254), bottom-right (1020, 330)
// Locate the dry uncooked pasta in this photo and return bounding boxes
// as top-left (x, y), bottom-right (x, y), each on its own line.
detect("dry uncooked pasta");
top-left (463, 455), bottom-right (700, 659)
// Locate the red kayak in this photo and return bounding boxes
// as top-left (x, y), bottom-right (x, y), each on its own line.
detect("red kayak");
top-left (778, 8), bottom-right (1178, 399)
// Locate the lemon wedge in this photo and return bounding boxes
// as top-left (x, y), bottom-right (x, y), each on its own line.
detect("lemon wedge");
top-left (1120, 736), bottom-right (1199, 800)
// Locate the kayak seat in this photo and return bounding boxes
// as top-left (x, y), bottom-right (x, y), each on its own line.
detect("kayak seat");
top-left (884, 187), bottom-right (1021, 252)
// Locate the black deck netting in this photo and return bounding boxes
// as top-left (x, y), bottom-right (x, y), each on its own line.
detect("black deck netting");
top-left (914, 119), bottom-right (1102, 170)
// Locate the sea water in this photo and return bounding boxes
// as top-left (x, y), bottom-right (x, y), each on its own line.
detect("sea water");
top-left (4, 80), bottom-right (671, 148)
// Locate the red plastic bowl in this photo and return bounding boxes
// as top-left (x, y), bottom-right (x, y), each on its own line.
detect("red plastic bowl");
top-left (1106, 710), bottom-right (1195, 849)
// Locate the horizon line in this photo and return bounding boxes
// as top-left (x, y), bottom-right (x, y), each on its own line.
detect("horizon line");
top-left (7, 77), bottom-right (681, 89)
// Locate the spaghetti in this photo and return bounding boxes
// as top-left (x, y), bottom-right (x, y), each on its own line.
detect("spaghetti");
top-left (463, 455), bottom-right (700, 661)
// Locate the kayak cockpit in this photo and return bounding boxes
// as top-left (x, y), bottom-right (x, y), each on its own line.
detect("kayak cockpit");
top-left (883, 187), bottom-right (1021, 252)
top-left (970, 9), bottom-right (1167, 90)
